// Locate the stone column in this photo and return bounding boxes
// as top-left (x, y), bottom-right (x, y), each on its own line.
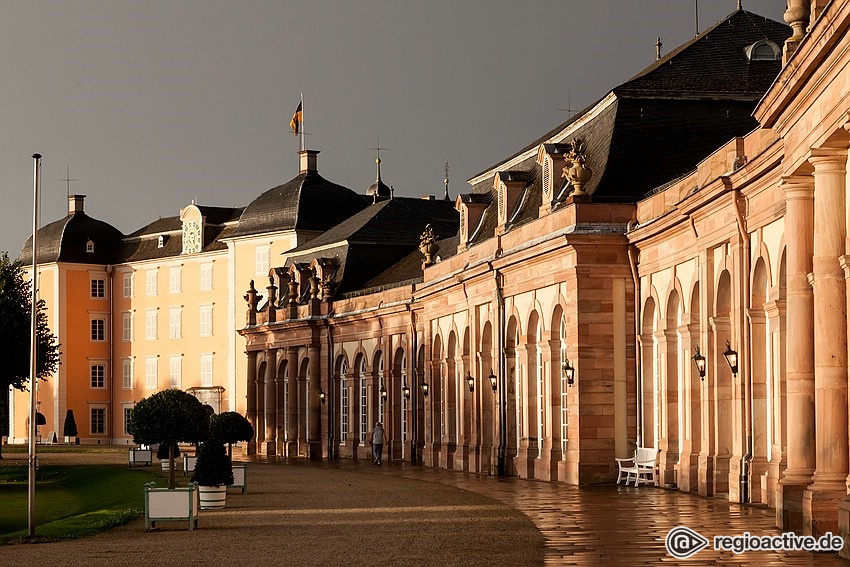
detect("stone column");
top-left (308, 346), bottom-right (323, 459)
top-left (777, 175), bottom-right (816, 531)
top-left (286, 347), bottom-right (299, 457)
top-left (747, 308), bottom-right (769, 504)
top-left (514, 343), bottom-right (535, 479)
top-left (805, 149), bottom-right (848, 538)
top-left (244, 350), bottom-right (258, 455)
top-left (656, 329), bottom-right (679, 486)
top-left (262, 348), bottom-right (277, 455)
top-left (783, 0), bottom-right (810, 64)
top-left (255, 352), bottom-right (266, 448)
top-left (764, 299), bottom-right (787, 510)
top-left (678, 322), bottom-right (701, 493)
top-left (543, 338), bottom-right (562, 481)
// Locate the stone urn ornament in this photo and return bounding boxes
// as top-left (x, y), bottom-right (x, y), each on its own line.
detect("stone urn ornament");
top-left (419, 224), bottom-right (439, 268)
top-left (562, 137), bottom-right (593, 197)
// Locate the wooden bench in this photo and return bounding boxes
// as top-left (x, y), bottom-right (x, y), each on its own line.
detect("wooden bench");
top-left (615, 447), bottom-right (659, 487)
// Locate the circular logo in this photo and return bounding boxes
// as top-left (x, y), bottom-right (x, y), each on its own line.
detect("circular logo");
top-left (665, 526), bottom-right (709, 559)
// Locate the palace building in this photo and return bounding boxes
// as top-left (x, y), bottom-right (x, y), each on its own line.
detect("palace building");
top-left (9, 1), bottom-right (850, 555)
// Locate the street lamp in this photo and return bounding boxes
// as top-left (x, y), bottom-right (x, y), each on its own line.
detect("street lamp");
top-left (488, 369), bottom-right (497, 392)
top-left (421, 379), bottom-right (429, 398)
top-left (562, 359), bottom-right (575, 387)
top-left (319, 389), bottom-right (326, 405)
top-left (465, 371), bottom-right (474, 393)
top-left (692, 346), bottom-right (706, 380)
top-left (723, 340), bottom-right (738, 376)
top-left (402, 383), bottom-right (411, 401)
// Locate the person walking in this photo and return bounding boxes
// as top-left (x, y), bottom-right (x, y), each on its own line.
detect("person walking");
top-left (372, 422), bottom-right (385, 464)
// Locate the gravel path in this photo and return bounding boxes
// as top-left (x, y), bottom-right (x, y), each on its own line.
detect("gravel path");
top-left (1, 450), bottom-right (544, 566)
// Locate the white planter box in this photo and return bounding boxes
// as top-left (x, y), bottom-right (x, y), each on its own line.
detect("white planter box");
top-left (229, 463), bottom-right (247, 494)
top-left (129, 448), bottom-right (152, 467)
top-left (183, 454), bottom-right (197, 476)
top-left (144, 482), bottom-right (200, 530)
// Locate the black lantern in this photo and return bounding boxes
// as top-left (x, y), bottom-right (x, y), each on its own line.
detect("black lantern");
top-left (563, 359), bottom-right (575, 387)
top-left (692, 346), bottom-right (707, 380)
top-left (380, 383), bottom-right (387, 402)
top-left (402, 383), bottom-right (411, 401)
top-left (421, 379), bottom-right (429, 397)
top-left (723, 340), bottom-right (738, 376)
top-left (465, 371), bottom-right (474, 392)
top-left (319, 389), bottom-right (326, 405)
top-left (488, 369), bottom-right (497, 392)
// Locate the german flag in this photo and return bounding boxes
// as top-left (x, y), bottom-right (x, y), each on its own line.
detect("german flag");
top-left (289, 101), bottom-right (302, 135)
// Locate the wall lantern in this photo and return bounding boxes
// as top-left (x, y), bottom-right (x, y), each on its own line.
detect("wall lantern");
top-left (723, 340), bottom-right (739, 376)
top-left (692, 346), bottom-right (707, 381)
top-left (402, 384), bottom-right (411, 401)
top-left (380, 383), bottom-right (388, 402)
top-left (421, 379), bottom-right (429, 398)
top-left (319, 389), bottom-right (326, 405)
top-left (465, 371), bottom-right (475, 393)
top-left (563, 360), bottom-right (575, 387)
top-left (488, 369), bottom-right (497, 392)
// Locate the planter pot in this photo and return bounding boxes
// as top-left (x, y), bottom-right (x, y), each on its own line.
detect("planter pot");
top-left (198, 485), bottom-right (227, 509)
top-left (144, 482), bottom-right (199, 530)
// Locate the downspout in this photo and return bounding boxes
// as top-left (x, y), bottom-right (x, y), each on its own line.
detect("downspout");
top-left (490, 263), bottom-right (507, 477)
top-left (409, 305), bottom-right (418, 464)
top-left (733, 189), bottom-right (752, 504)
top-left (326, 313), bottom-right (335, 460)
top-left (627, 245), bottom-right (642, 447)
top-left (106, 264), bottom-right (114, 444)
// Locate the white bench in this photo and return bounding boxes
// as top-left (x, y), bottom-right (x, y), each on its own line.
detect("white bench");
top-left (616, 447), bottom-right (659, 487)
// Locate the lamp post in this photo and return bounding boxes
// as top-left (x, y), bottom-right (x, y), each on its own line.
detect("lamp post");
top-left (421, 379), bottom-right (429, 398)
top-left (692, 346), bottom-right (706, 380)
top-left (465, 371), bottom-right (474, 393)
top-left (28, 153), bottom-right (41, 537)
top-left (562, 359), bottom-right (575, 387)
top-left (488, 369), bottom-right (497, 393)
top-left (402, 384), bottom-right (410, 401)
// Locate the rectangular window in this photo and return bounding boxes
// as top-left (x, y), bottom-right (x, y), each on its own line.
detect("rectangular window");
top-left (90, 408), bottom-right (106, 435)
top-left (341, 378), bottom-right (348, 442)
top-left (91, 278), bottom-right (105, 298)
top-left (123, 407), bottom-right (133, 436)
top-left (145, 310), bottom-right (157, 340)
top-left (169, 356), bottom-right (182, 388)
top-left (255, 247), bottom-right (269, 274)
top-left (123, 358), bottom-right (133, 389)
top-left (169, 308), bottom-right (181, 339)
top-left (91, 319), bottom-right (105, 341)
top-left (200, 263), bottom-right (213, 290)
top-left (169, 267), bottom-right (181, 294)
top-left (360, 375), bottom-right (367, 444)
top-left (90, 364), bottom-right (105, 388)
top-left (122, 312), bottom-right (132, 341)
top-left (200, 354), bottom-right (213, 387)
top-left (145, 357), bottom-right (157, 389)
top-left (146, 270), bottom-right (157, 296)
top-left (123, 272), bottom-right (133, 298)
top-left (200, 305), bottom-right (212, 336)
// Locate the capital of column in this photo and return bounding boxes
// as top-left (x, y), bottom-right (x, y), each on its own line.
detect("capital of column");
top-left (780, 174), bottom-right (814, 200)
top-left (808, 147), bottom-right (848, 173)
top-left (840, 256), bottom-right (850, 279)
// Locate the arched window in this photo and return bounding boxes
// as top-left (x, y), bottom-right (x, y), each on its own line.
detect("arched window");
top-left (536, 323), bottom-right (545, 450)
top-left (282, 365), bottom-right (289, 444)
top-left (377, 355), bottom-right (385, 419)
top-left (340, 359), bottom-right (349, 442)
top-left (359, 358), bottom-right (368, 443)
top-left (559, 318), bottom-right (568, 455)
top-left (401, 352), bottom-right (407, 448)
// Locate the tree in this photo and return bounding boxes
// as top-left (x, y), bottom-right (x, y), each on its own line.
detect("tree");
top-left (209, 411), bottom-right (254, 459)
top-left (129, 389), bottom-right (208, 489)
top-left (191, 440), bottom-right (233, 487)
top-left (63, 409), bottom-right (78, 440)
top-left (0, 253), bottom-right (60, 459)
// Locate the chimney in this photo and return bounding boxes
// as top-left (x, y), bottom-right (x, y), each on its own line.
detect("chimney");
top-left (69, 194), bottom-right (86, 215)
top-left (299, 150), bottom-right (319, 174)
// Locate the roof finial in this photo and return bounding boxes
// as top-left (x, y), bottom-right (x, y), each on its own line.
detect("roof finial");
top-left (655, 37), bottom-right (662, 60)
top-left (443, 160), bottom-right (450, 201)
top-left (737, 0), bottom-right (742, 10)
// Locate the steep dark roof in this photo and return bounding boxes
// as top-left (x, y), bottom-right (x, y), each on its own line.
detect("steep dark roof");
top-left (20, 212), bottom-right (124, 265)
top-left (233, 171), bottom-right (367, 238)
top-left (361, 234), bottom-right (459, 291)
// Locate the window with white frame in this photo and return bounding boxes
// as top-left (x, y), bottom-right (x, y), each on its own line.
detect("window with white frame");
top-left (536, 324), bottom-right (544, 453)
top-left (255, 246), bottom-right (270, 274)
top-left (122, 312), bottom-right (133, 341)
top-left (145, 357), bottom-right (158, 389)
top-left (123, 358), bottom-right (133, 389)
top-left (340, 360), bottom-right (349, 442)
top-left (169, 267), bottom-right (181, 293)
top-left (401, 353), bottom-right (407, 449)
top-left (200, 354), bottom-right (213, 387)
top-left (359, 358), bottom-right (367, 443)
top-left (169, 356), bottom-right (182, 388)
top-left (90, 364), bottom-right (106, 388)
top-left (145, 270), bottom-right (157, 296)
top-left (560, 318), bottom-right (568, 455)
top-left (200, 305), bottom-right (212, 336)
top-left (91, 278), bottom-right (105, 298)
top-left (91, 407), bottom-right (106, 435)
top-left (123, 406), bottom-right (133, 435)
top-left (377, 355), bottom-right (385, 420)
top-left (123, 272), bottom-right (133, 298)
top-left (169, 308), bottom-right (181, 339)
top-left (91, 319), bottom-right (105, 341)
top-left (283, 369), bottom-right (289, 443)
top-left (145, 310), bottom-right (157, 340)
top-left (200, 263), bottom-right (213, 290)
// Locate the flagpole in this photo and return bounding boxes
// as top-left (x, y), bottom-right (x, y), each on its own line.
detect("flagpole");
top-left (28, 153), bottom-right (42, 538)
top-left (300, 92), bottom-right (304, 153)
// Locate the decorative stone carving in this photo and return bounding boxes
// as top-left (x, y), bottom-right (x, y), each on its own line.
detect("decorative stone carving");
top-left (562, 138), bottom-right (593, 197)
top-left (320, 274), bottom-right (336, 300)
top-left (308, 268), bottom-right (320, 301)
top-left (419, 224), bottom-right (439, 268)
top-left (243, 280), bottom-right (263, 325)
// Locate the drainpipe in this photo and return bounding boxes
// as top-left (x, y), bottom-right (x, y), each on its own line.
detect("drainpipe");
top-left (490, 264), bottom-right (507, 477)
top-left (733, 189), bottom-right (752, 504)
top-left (326, 314), bottom-right (335, 461)
top-left (106, 264), bottom-right (114, 444)
top-left (627, 245), bottom-right (642, 447)
top-left (410, 305), bottom-right (418, 464)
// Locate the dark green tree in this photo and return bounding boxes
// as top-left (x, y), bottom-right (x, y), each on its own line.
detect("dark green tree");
top-left (191, 440), bottom-right (233, 487)
top-left (129, 389), bottom-right (208, 489)
top-left (62, 409), bottom-right (78, 439)
top-left (209, 411), bottom-right (254, 459)
top-left (0, 253), bottom-right (60, 459)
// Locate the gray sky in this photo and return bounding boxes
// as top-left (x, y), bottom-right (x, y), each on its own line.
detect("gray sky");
top-left (1, 1), bottom-right (785, 256)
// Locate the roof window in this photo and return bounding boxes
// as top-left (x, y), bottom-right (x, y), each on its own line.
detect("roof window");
top-left (745, 40), bottom-right (780, 61)
top-left (86, 239), bottom-right (95, 254)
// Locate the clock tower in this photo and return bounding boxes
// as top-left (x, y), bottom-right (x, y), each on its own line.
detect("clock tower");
top-left (180, 204), bottom-right (204, 255)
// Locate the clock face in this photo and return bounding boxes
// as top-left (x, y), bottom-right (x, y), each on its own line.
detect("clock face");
top-left (183, 220), bottom-right (202, 254)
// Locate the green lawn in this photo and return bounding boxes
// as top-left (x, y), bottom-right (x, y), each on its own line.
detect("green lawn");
top-left (0, 464), bottom-right (161, 544)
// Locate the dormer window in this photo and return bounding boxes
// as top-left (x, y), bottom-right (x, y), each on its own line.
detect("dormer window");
top-left (745, 40), bottom-right (780, 61)
top-left (86, 239), bottom-right (95, 254)
top-left (158, 235), bottom-right (165, 248)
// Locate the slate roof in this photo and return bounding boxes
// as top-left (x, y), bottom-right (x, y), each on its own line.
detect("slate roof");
top-left (20, 212), bottom-right (124, 265)
top-left (232, 171), bottom-right (367, 238)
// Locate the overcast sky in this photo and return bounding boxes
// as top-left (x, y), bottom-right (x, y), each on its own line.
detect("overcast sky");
top-left (1, 1), bottom-right (786, 256)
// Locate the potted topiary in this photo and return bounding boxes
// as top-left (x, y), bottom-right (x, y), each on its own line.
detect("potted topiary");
top-left (191, 440), bottom-right (233, 509)
top-left (157, 441), bottom-right (181, 472)
top-left (63, 409), bottom-right (78, 444)
top-left (209, 411), bottom-right (254, 493)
